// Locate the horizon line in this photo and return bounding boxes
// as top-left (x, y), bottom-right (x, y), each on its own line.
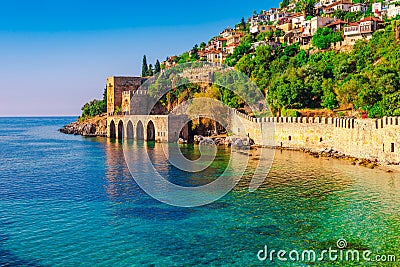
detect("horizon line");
top-left (0, 115), bottom-right (79, 118)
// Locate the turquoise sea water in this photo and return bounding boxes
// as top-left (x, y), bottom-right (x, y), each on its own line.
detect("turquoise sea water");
top-left (0, 117), bottom-right (399, 266)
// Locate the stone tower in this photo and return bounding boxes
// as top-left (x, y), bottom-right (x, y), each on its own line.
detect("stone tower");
top-left (106, 76), bottom-right (144, 115)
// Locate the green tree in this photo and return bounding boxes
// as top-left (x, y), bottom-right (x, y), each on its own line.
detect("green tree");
top-left (280, 0), bottom-right (290, 8)
top-left (224, 40), bottom-right (252, 67)
top-left (81, 99), bottom-right (106, 118)
top-left (177, 52), bottom-right (191, 64)
top-left (191, 44), bottom-right (200, 61)
top-left (241, 17), bottom-right (246, 31)
top-left (312, 27), bottom-right (343, 50)
top-left (154, 60), bottom-right (161, 74)
top-left (142, 55), bottom-right (148, 77)
top-left (296, 0), bottom-right (316, 16)
top-left (256, 32), bottom-right (268, 41)
top-left (199, 42), bottom-right (206, 50)
top-left (147, 64), bottom-right (154, 76)
top-left (332, 9), bottom-right (346, 20)
top-left (266, 30), bottom-right (275, 41)
top-left (320, 79), bottom-right (338, 110)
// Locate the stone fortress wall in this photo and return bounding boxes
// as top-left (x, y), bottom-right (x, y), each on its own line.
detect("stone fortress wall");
top-left (232, 110), bottom-right (400, 164)
top-left (106, 75), bottom-right (400, 164)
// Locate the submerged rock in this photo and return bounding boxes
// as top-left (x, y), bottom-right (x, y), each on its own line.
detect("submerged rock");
top-left (226, 135), bottom-right (254, 149)
top-left (199, 137), bottom-right (215, 146)
top-left (177, 138), bottom-right (187, 144)
top-left (194, 135), bottom-right (204, 144)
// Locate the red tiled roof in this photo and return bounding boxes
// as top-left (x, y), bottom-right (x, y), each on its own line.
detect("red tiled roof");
top-left (292, 12), bottom-right (304, 17)
top-left (326, 19), bottom-right (346, 27)
top-left (323, 1), bottom-right (352, 9)
top-left (358, 17), bottom-right (384, 23)
top-left (347, 22), bottom-right (359, 26)
top-left (206, 49), bottom-right (223, 55)
top-left (225, 43), bottom-right (240, 47)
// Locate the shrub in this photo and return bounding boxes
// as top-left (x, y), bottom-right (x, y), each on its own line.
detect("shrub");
top-left (282, 108), bottom-right (301, 117)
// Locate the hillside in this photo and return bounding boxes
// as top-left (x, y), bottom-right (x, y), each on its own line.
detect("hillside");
top-left (79, 1), bottom-right (400, 120)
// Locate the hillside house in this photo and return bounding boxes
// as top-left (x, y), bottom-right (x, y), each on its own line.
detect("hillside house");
top-left (323, 0), bottom-right (353, 14)
top-left (388, 1), bottom-right (400, 18)
top-left (206, 50), bottom-right (227, 64)
top-left (350, 3), bottom-right (368, 13)
top-left (326, 19), bottom-right (347, 32)
top-left (310, 16), bottom-right (335, 35)
top-left (344, 17), bottom-right (384, 45)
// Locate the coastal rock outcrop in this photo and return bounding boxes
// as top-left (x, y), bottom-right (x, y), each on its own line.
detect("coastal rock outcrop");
top-left (60, 115), bottom-right (107, 137)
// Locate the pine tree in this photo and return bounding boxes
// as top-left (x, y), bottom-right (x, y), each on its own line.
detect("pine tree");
top-left (142, 55), bottom-right (148, 77)
top-left (154, 60), bottom-right (161, 73)
top-left (147, 64), bottom-right (154, 76)
top-left (241, 17), bottom-right (246, 31)
top-left (191, 44), bottom-right (199, 60)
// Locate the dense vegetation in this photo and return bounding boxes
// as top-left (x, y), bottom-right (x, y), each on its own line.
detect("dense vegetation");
top-left (80, 0), bottom-right (400, 120)
top-left (142, 55), bottom-right (161, 77)
top-left (163, 20), bottom-right (400, 118)
top-left (260, 23), bottom-right (400, 117)
top-left (141, 0), bottom-right (400, 119)
top-left (80, 88), bottom-right (107, 120)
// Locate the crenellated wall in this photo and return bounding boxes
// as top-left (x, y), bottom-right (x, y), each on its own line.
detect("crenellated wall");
top-left (232, 110), bottom-right (400, 164)
top-left (106, 106), bottom-right (400, 164)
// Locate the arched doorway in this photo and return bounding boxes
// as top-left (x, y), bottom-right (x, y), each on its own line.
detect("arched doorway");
top-left (137, 120), bottom-right (144, 140)
top-left (146, 120), bottom-right (155, 141)
top-left (110, 120), bottom-right (116, 139)
top-left (126, 121), bottom-right (134, 139)
top-left (117, 121), bottom-right (124, 140)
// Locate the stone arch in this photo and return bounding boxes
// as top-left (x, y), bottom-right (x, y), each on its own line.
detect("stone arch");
top-left (137, 120), bottom-right (144, 140)
top-left (110, 120), bottom-right (116, 139)
top-left (146, 120), bottom-right (155, 141)
top-left (117, 120), bottom-right (124, 140)
top-left (126, 121), bottom-right (134, 139)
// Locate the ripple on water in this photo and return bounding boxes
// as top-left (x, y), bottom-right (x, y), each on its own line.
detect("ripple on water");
top-left (0, 118), bottom-right (399, 266)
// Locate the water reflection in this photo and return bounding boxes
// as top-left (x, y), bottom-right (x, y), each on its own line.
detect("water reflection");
top-left (103, 140), bottom-right (400, 263)
top-left (104, 139), bottom-right (143, 202)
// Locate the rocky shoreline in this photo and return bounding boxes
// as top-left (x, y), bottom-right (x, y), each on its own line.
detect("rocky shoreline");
top-left (178, 135), bottom-right (398, 172)
top-left (60, 121), bottom-right (397, 172)
top-left (178, 135), bottom-right (255, 148)
top-left (283, 147), bottom-right (397, 172)
top-left (59, 114), bottom-right (107, 137)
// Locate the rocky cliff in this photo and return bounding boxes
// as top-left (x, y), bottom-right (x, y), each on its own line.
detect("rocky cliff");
top-left (60, 114), bottom-right (107, 137)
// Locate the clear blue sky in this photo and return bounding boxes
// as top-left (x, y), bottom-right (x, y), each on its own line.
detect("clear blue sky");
top-left (0, 0), bottom-right (280, 116)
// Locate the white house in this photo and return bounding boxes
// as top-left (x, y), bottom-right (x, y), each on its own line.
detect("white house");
top-left (344, 17), bottom-right (384, 45)
top-left (323, 0), bottom-right (353, 14)
top-left (292, 14), bottom-right (306, 30)
top-left (310, 16), bottom-right (335, 35)
top-left (388, 1), bottom-right (400, 18)
top-left (350, 3), bottom-right (368, 13)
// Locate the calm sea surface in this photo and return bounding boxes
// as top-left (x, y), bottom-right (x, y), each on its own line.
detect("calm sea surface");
top-left (0, 117), bottom-right (399, 266)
